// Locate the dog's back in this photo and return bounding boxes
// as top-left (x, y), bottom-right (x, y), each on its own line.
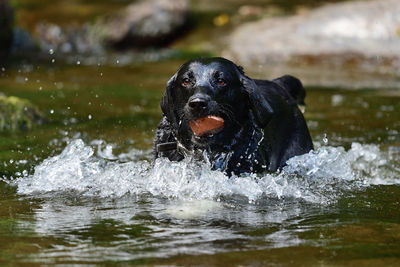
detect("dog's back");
top-left (255, 75), bottom-right (306, 107)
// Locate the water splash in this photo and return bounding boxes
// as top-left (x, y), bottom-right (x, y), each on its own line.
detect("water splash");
top-left (14, 139), bottom-right (400, 204)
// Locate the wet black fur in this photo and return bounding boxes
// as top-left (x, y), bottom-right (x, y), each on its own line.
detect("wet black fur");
top-left (153, 57), bottom-right (313, 175)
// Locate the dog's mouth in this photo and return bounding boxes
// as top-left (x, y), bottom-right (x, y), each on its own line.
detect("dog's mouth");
top-left (189, 115), bottom-right (224, 139)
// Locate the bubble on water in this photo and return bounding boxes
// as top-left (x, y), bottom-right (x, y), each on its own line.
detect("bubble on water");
top-left (13, 139), bottom-right (400, 204)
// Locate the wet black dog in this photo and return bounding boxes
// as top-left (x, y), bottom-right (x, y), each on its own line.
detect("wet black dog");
top-left (154, 57), bottom-right (313, 175)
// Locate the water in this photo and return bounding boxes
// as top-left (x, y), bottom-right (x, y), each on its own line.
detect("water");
top-left (13, 139), bottom-right (400, 203)
top-left (0, 72), bottom-right (399, 264)
top-left (0, 57), bottom-right (399, 264)
top-left (5, 137), bottom-right (400, 263)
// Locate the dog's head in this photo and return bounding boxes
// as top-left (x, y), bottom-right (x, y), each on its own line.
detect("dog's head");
top-left (161, 57), bottom-right (273, 149)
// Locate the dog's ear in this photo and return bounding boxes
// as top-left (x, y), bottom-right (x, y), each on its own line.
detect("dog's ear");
top-left (161, 73), bottom-right (178, 129)
top-left (240, 75), bottom-right (274, 128)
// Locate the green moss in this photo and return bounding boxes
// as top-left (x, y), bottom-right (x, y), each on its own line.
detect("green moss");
top-left (0, 95), bottom-right (46, 132)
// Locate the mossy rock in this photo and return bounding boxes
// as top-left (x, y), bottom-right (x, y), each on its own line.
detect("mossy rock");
top-left (0, 94), bottom-right (46, 132)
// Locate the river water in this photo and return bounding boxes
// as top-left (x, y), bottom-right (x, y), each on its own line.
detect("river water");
top-left (0, 59), bottom-right (399, 265)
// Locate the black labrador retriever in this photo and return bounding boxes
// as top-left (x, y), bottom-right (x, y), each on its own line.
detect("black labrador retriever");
top-left (154, 57), bottom-right (313, 175)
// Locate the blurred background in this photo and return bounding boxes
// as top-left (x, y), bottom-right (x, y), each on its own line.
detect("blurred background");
top-left (2, 0), bottom-right (399, 87)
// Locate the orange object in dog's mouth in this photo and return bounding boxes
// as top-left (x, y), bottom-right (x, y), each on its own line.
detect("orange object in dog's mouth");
top-left (189, 115), bottom-right (224, 137)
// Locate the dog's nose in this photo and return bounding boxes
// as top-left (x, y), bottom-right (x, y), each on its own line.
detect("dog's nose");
top-left (188, 97), bottom-right (208, 110)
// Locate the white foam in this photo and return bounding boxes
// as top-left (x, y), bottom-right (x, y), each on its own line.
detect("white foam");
top-left (14, 139), bottom-right (400, 204)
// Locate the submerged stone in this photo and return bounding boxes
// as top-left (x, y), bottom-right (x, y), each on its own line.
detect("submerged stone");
top-left (0, 94), bottom-right (46, 132)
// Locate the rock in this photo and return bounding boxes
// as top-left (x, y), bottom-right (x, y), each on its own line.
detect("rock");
top-left (35, 22), bottom-right (104, 55)
top-left (225, 0), bottom-right (400, 71)
top-left (34, 0), bottom-right (190, 55)
top-left (0, 0), bottom-right (14, 62)
top-left (93, 0), bottom-right (190, 49)
top-left (0, 95), bottom-right (46, 132)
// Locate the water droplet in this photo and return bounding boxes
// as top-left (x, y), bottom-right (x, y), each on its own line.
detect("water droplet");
top-left (323, 133), bottom-right (328, 144)
top-left (49, 49), bottom-right (54, 55)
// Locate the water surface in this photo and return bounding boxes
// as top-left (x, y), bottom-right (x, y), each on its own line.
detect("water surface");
top-left (1, 59), bottom-right (400, 265)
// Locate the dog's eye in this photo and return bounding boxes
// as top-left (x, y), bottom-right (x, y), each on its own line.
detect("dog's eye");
top-left (217, 78), bottom-right (226, 86)
top-left (182, 78), bottom-right (191, 86)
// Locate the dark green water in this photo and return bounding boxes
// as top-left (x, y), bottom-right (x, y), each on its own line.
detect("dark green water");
top-left (0, 59), bottom-right (399, 266)
top-left (1, 0), bottom-right (400, 265)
